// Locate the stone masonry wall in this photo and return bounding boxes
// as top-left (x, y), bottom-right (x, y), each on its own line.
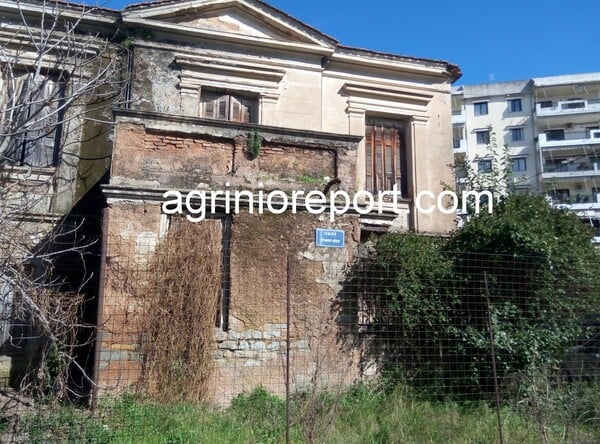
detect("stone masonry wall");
top-left (206, 211), bottom-right (363, 405)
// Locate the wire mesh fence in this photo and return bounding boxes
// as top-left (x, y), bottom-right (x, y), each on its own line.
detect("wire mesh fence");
top-left (1, 219), bottom-right (599, 442)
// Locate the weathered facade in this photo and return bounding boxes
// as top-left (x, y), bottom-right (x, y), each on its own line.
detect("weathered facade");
top-left (95, 0), bottom-right (460, 404)
top-left (2, 0), bottom-right (460, 403)
top-left (0, 0), bottom-right (122, 389)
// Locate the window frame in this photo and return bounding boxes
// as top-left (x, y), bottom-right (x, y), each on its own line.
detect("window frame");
top-left (508, 98), bottom-right (522, 113)
top-left (200, 90), bottom-right (258, 124)
top-left (511, 156), bottom-right (527, 172)
top-left (510, 127), bottom-right (525, 142)
top-left (477, 159), bottom-right (493, 173)
top-left (475, 129), bottom-right (490, 145)
top-left (473, 101), bottom-right (489, 116)
top-left (2, 71), bottom-right (65, 167)
top-left (364, 117), bottom-right (407, 197)
top-left (545, 129), bottom-right (565, 141)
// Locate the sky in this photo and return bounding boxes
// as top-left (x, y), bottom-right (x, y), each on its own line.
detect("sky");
top-left (90, 0), bottom-right (600, 85)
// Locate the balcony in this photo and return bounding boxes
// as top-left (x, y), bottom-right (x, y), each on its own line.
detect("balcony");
top-left (453, 138), bottom-right (467, 153)
top-left (451, 109), bottom-right (465, 124)
top-left (538, 130), bottom-right (600, 150)
top-left (536, 98), bottom-right (600, 117)
top-left (549, 193), bottom-right (600, 214)
top-left (541, 157), bottom-right (600, 180)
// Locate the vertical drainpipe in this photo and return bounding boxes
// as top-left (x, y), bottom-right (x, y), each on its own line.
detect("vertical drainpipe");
top-left (124, 46), bottom-right (134, 109)
top-left (91, 207), bottom-right (109, 411)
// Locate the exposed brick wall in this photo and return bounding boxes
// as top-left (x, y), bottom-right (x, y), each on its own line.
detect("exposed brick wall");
top-left (111, 121), bottom-right (341, 193)
top-left (259, 144), bottom-right (335, 182)
top-left (112, 123), bottom-right (234, 189)
top-left (96, 201), bottom-right (162, 391)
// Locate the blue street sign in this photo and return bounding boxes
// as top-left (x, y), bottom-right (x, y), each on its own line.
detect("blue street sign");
top-left (315, 228), bottom-right (345, 248)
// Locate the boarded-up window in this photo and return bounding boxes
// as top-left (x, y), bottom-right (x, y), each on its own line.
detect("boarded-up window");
top-left (2, 72), bottom-right (64, 167)
top-left (200, 91), bottom-right (257, 123)
top-left (365, 118), bottom-right (407, 196)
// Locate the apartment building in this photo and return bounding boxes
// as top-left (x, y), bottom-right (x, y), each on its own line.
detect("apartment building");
top-left (452, 80), bottom-right (537, 192)
top-left (452, 73), bottom-right (600, 234)
top-left (534, 73), bottom-right (600, 220)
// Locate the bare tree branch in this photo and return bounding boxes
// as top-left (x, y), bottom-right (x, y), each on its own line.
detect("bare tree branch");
top-left (0, 0), bottom-right (128, 410)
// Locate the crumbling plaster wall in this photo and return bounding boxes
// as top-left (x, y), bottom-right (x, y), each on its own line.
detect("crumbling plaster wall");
top-left (99, 114), bottom-right (366, 402)
top-left (209, 211), bottom-right (363, 404)
top-left (98, 202), bottom-right (365, 404)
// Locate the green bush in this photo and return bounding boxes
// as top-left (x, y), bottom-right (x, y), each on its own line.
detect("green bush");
top-left (352, 194), bottom-right (599, 398)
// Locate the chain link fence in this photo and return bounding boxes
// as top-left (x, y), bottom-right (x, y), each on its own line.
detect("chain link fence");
top-left (1, 222), bottom-right (598, 442)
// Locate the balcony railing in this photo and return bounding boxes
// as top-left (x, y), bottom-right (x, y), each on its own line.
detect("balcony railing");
top-left (536, 98), bottom-right (600, 117)
top-left (542, 157), bottom-right (600, 176)
top-left (549, 193), bottom-right (600, 205)
top-left (451, 109), bottom-right (465, 124)
top-left (538, 131), bottom-right (600, 149)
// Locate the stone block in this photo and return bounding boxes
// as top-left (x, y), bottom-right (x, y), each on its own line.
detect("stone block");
top-left (218, 340), bottom-right (238, 350)
top-left (214, 330), bottom-right (228, 342)
top-left (292, 340), bottom-right (309, 350)
top-left (263, 330), bottom-right (281, 339)
top-left (266, 323), bottom-right (287, 331)
top-left (241, 330), bottom-right (262, 340)
top-left (234, 350), bottom-right (258, 359)
top-left (266, 341), bottom-right (281, 351)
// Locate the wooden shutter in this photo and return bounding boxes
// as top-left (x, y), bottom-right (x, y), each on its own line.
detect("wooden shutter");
top-left (229, 95), bottom-right (253, 123)
top-left (365, 119), bottom-right (405, 195)
top-left (202, 93), bottom-right (215, 118)
top-left (27, 76), bottom-right (60, 167)
top-left (200, 91), bottom-right (256, 123)
top-left (230, 96), bottom-right (242, 122)
top-left (201, 91), bottom-right (229, 120)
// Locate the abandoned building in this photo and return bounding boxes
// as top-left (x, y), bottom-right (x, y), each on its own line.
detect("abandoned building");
top-left (1, 0), bottom-right (460, 405)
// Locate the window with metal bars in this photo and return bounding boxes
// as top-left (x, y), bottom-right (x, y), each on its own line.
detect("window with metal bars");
top-left (200, 91), bottom-right (257, 123)
top-left (364, 118), bottom-right (407, 196)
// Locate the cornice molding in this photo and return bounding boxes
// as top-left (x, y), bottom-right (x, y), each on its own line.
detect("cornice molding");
top-left (343, 83), bottom-right (433, 120)
top-left (122, 17), bottom-right (334, 56)
top-left (174, 53), bottom-right (285, 97)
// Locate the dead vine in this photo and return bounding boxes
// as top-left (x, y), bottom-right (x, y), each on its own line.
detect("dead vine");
top-left (137, 220), bottom-right (222, 403)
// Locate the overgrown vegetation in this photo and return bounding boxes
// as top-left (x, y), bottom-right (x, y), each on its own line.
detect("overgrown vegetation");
top-left (1, 0), bottom-right (129, 407)
top-left (350, 193), bottom-right (599, 398)
top-left (137, 221), bottom-right (222, 403)
top-left (246, 130), bottom-right (263, 160)
top-left (7, 384), bottom-right (598, 443)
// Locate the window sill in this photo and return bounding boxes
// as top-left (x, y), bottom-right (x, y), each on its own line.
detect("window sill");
top-left (0, 165), bottom-right (56, 183)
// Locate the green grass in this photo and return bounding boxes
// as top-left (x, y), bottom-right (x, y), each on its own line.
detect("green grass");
top-left (7, 385), bottom-right (599, 443)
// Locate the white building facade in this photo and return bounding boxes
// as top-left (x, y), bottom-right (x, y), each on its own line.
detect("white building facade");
top-left (452, 80), bottom-right (537, 192)
top-left (453, 73), bottom-right (600, 237)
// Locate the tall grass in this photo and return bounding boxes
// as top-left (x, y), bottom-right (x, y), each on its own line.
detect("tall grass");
top-left (6, 383), bottom-right (598, 443)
